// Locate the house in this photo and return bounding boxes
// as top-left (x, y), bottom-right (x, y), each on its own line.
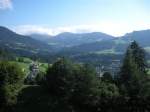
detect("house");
top-left (27, 61), bottom-right (39, 80)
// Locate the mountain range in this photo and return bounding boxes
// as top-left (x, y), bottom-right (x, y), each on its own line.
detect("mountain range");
top-left (30, 32), bottom-right (114, 49)
top-left (30, 29), bottom-right (150, 56)
top-left (0, 26), bottom-right (150, 63)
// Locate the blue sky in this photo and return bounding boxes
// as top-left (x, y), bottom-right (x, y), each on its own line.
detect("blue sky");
top-left (0, 0), bottom-right (150, 36)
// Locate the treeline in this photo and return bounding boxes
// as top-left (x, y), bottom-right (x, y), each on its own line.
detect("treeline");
top-left (0, 41), bottom-right (150, 112)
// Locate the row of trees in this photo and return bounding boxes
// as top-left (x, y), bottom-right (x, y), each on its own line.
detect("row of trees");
top-left (44, 58), bottom-right (119, 112)
top-left (43, 41), bottom-right (150, 112)
top-left (0, 41), bottom-right (150, 112)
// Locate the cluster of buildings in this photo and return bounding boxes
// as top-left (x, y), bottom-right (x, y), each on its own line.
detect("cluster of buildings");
top-left (96, 60), bottom-right (121, 77)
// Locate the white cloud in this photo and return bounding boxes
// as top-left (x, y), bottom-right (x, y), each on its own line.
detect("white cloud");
top-left (14, 25), bottom-right (53, 35)
top-left (0, 0), bottom-right (12, 10)
top-left (13, 21), bottom-right (150, 37)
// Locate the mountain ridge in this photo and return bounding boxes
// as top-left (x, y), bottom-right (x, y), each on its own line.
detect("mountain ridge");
top-left (30, 31), bottom-right (114, 48)
top-left (1, 26), bottom-right (150, 62)
top-left (0, 26), bottom-right (53, 57)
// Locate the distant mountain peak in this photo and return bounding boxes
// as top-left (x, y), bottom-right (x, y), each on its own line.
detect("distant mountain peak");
top-left (124, 29), bottom-right (150, 37)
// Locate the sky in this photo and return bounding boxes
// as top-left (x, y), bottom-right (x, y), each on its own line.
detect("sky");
top-left (0, 0), bottom-right (150, 36)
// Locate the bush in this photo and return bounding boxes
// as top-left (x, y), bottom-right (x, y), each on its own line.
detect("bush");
top-left (0, 61), bottom-right (25, 111)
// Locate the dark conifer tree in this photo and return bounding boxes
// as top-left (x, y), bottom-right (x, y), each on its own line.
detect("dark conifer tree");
top-left (118, 41), bottom-right (148, 96)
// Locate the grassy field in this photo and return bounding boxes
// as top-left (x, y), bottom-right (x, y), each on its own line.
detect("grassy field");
top-left (94, 48), bottom-right (122, 55)
top-left (10, 57), bottom-right (49, 76)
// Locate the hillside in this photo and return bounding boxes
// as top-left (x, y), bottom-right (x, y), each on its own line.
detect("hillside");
top-left (0, 26), bottom-right (53, 57)
top-left (30, 29), bottom-right (150, 57)
top-left (53, 30), bottom-right (150, 65)
top-left (30, 32), bottom-right (114, 48)
top-left (57, 30), bottom-right (150, 54)
top-left (122, 29), bottom-right (150, 46)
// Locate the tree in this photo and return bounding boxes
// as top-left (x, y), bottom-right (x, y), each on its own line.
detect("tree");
top-left (0, 61), bottom-right (24, 112)
top-left (95, 82), bottom-right (120, 112)
top-left (46, 58), bottom-right (74, 96)
top-left (130, 41), bottom-right (147, 74)
top-left (45, 58), bottom-right (76, 111)
top-left (35, 71), bottom-right (45, 85)
top-left (45, 58), bottom-right (100, 112)
top-left (68, 64), bottom-right (99, 112)
top-left (101, 72), bottom-right (113, 83)
top-left (118, 41), bottom-right (148, 97)
top-left (17, 57), bottom-right (24, 62)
